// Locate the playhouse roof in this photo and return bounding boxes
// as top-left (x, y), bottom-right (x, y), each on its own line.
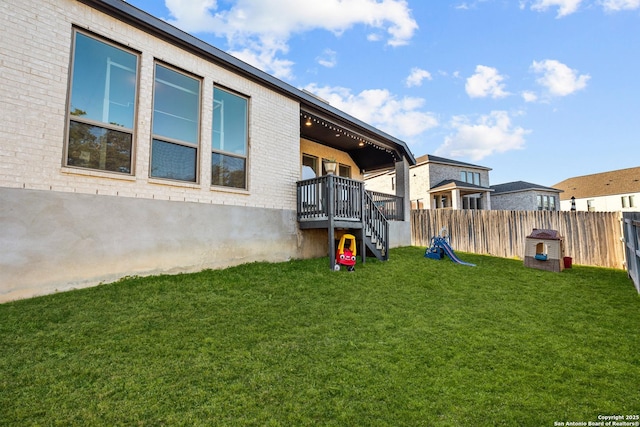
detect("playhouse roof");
top-left (527, 229), bottom-right (562, 240)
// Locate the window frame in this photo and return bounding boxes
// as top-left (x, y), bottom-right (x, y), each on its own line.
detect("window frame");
top-left (338, 164), bottom-right (351, 178)
top-left (211, 85), bottom-right (249, 190)
top-left (150, 62), bottom-right (202, 183)
top-left (302, 154), bottom-right (318, 179)
top-left (64, 28), bottom-right (140, 175)
top-left (460, 170), bottom-right (480, 186)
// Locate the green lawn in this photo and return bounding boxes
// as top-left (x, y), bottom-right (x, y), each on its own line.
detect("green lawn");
top-left (1, 247), bottom-right (639, 426)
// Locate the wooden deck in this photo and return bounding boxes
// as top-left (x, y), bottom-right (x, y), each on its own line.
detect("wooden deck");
top-left (296, 175), bottom-right (402, 268)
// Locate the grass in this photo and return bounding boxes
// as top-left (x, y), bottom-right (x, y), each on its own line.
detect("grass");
top-left (1, 247), bottom-right (639, 426)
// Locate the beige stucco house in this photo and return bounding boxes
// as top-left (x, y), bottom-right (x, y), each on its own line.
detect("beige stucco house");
top-left (366, 154), bottom-right (492, 210)
top-left (0, 0), bottom-right (415, 302)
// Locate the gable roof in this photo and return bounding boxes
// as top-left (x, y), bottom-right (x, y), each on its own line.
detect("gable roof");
top-left (491, 181), bottom-right (562, 195)
top-left (553, 166), bottom-right (640, 201)
top-left (414, 154), bottom-right (491, 171)
top-left (79, 0), bottom-right (415, 167)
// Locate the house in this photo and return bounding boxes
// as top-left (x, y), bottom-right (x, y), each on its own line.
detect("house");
top-left (490, 181), bottom-right (562, 211)
top-left (553, 167), bottom-right (640, 212)
top-left (0, 0), bottom-right (415, 302)
top-left (365, 154), bottom-right (493, 210)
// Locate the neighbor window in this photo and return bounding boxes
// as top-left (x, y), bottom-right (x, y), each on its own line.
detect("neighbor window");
top-left (622, 196), bottom-right (629, 208)
top-left (151, 64), bottom-right (201, 182)
top-left (66, 30), bottom-right (138, 174)
top-left (538, 195), bottom-right (555, 211)
top-left (212, 87), bottom-right (248, 189)
top-left (460, 171), bottom-right (480, 186)
top-left (587, 199), bottom-right (595, 212)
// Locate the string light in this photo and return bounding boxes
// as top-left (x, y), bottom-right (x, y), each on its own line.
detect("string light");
top-left (300, 112), bottom-right (399, 160)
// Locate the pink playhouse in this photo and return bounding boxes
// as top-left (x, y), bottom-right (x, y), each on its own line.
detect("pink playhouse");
top-left (524, 229), bottom-right (565, 273)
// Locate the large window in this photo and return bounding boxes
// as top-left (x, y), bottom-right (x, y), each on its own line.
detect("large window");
top-left (151, 64), bottom-right (200, 182)
top-left (538, 195), bottom-right (556, 211)
top-left (460, 171), bottom-right (480, 186)
top-left (212, 87), bottom-right (248, 189)
top-left (66, 31), bottom-right (138, 173)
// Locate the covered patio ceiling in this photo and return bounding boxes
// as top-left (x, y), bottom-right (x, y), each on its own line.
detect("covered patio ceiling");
top-left (300, 110), bottom-right (403, 172)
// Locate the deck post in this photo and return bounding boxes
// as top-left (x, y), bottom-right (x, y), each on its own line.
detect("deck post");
top-left (360, 184), bottom-right (367, 264)
top-left (327, 174), bottom-right (336, 271)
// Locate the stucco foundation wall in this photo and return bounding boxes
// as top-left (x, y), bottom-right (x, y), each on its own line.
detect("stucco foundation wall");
top-left (389, 221), bottom-right (411, 248)
top-left (0, 187), bottom-right (303, 303)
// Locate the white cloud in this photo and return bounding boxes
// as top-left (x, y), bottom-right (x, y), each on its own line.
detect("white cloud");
top-left (522, 91), bottom-right (538, 102)
top-left (435, 111), bottom-right (530, 161)
top-left (465, 65), bottom-right (510, 99)
top-left (529, 0), bottom-right (584, 17)
top-left (600, 0), bottom-right (640, 11)
top-left (303, 83), bottom-right (439, 142)
top-left (163, 0), bottom-right (418, 78)
top-left (530, 59), bottom-right (590, 97)
top-left (317, 49), bottom-right (338, 68)
top-left (405, 67), bottom-right (432, 88)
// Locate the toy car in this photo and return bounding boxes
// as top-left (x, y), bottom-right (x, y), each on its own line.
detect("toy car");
top-left (335, 234), bottom-right (357, 271)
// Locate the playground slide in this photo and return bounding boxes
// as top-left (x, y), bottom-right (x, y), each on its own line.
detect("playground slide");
top-left (440, 239), bottom-right (476, 267)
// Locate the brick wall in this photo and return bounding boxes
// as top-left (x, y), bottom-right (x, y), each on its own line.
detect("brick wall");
top-left (0, 0), bottom-right (300, 210)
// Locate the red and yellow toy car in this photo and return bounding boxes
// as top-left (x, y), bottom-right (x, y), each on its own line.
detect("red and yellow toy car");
top-left (335, 234), bottom-right (357, 271)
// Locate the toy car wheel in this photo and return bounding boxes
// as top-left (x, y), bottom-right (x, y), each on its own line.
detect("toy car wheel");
top-left (347, 266), bottom-right (355, 272)
top-left (333, 264), bottom-right (341, 271)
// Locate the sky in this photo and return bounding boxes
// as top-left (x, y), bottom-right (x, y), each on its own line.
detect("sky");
top-left (124, 0), bottom-right (640, 187)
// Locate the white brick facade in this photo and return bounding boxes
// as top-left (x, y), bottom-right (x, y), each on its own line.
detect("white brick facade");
top-left (1, 0), bottom-right (300, 211)
top-left (0, 0), bottom-right (415, 301)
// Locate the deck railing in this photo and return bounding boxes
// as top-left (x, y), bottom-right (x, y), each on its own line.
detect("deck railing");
top-left (297, 175), bottom-right (402, 222)
top-left (367, 190), bottom-right (404, 221)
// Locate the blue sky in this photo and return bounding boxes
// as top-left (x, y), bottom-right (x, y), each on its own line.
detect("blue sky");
top-left (124, 0), bottom-right (639, 186)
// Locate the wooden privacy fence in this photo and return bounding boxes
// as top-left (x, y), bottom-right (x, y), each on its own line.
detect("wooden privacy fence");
top-left (411, 209), bottom-right (625, 269)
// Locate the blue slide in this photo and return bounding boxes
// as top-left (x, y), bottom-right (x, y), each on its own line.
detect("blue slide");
top-left (425, 236), bottom-right (476, 267)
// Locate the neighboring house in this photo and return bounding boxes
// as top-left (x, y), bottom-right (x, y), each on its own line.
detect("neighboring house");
top-left (0, 0), bottom-right (415, 302)
top-left (553, 167), bottom-right (640, 212)
top-left (490, 181), bottom-right (562, 211)
top-left (366, 154), bottom-right (493, 210)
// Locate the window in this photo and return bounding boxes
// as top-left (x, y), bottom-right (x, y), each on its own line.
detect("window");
top-left (338, 164), bottom-right (351, 178)
top-left (630, 195), bottom-right (636, 208)
top-left (537, 195), bottom-right (555, 211)
top-left (151, 64), bottom-right (200, 182)
top-left (622, 196), bottom-right (629, 208)
top-left (587, 199), bottom-right (595, 212)
top-left (460, 171), bottom-right (480, 186)
top-left (302, 154), bottom-right (317, 179)
top-left (212, 87), bottom-right (248, 189)
top-left (66, 31), bottom-right (138, 174)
